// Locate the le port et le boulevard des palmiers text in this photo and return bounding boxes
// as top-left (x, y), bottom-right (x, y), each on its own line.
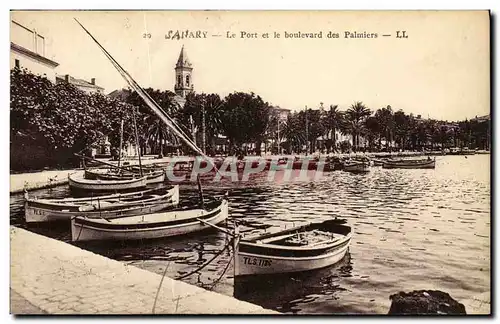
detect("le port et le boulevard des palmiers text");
top-left (163, 29), bottom-right (409, 40)
top-left (9, 11), bottom-right (490, 315)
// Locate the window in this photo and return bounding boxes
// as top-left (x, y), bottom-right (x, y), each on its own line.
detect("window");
top-left (15, 59), bottom-right (20, 68)
top-left (177, 75), bottom-right (181, 86)
top-left (186, 75), bottom-right (190, 87)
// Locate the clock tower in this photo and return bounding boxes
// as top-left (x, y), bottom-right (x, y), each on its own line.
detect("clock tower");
top-left (174, 46), bottom-right (193, 98)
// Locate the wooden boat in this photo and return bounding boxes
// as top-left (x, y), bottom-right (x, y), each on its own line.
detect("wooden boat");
top-left (343, 160), bottom-right (370, 173)
top-left (84, 168), bottom-right (166, 184)
top-left (234, 219), bottom-right (351, 277)
top-left (68, 172), bottom-right (148, 192)
top-left (371, 158), bottom-right (385, 166)
top-left (382, 158), bottom-right (436, 169)
top-left (25, 186), bottom-right (179, 223)
top-left (71, 197), bottom-right (229, 242)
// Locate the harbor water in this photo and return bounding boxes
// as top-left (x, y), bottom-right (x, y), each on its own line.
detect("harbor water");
top-left (10, 154), bottom-right (490, 314)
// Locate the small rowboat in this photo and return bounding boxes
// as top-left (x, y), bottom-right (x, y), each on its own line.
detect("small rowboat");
top-left (84, 169), bottom-right (166, 184)
top-left (71, 197), bottom-right (229, 242)
top-left (382, 158), bottom-right (436, 169)
top-left (343, 160), bottom-right (370, 173)
top-left (68, 172), bottom-right (148, 192)
top-left (235, 219), bottom-right (351, 277)
top-left (24, 186), bottom-right (179, 223)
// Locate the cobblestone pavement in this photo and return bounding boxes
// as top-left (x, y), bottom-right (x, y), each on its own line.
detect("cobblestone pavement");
top-left (10, 227), bottom-right (279, 315)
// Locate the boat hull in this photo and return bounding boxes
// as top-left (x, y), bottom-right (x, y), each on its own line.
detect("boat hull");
top-left (236, 241), bottom-right (350, 276)
top-left (84, 169), bottom-right (165, 184)
top-left (71, 199), bottom-right (229, 242)
top-left (25, 186), bottom-right (179, 223)
top-left (343, 162), bottom-right (370, 173)
top-left (69, 172), bottom-right (148, 192)
top-left (382, 160), bottom-right (436, 169)
top-left (26, 201), bottom-right (173, 223)
top-left (145, 171), bottom-right (166, 184)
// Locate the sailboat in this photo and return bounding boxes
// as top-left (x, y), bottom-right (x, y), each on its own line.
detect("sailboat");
top-left (71, 20), bottom-right (229, 242)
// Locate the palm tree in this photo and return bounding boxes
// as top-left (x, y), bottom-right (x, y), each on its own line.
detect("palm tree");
top-left (144, 115), bottom-right (180, 157)
top-left (283, 112), bottom-right (305, 154)
top-left (322, 104), bottom-right (344, 153)
top-left (374, 105), bottom-right (394, 151)
top-left (344, 101), bottom-right (371, 151)
top-left (365, 116), bottom-right (380, 152)
top-left (201, 93), bottom-right (225, 154)
top-left (394, 110), bottom-right (410, 151)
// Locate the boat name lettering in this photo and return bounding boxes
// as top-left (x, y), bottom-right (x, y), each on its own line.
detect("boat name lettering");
top-left (243, 257), bottom-right (272, 267)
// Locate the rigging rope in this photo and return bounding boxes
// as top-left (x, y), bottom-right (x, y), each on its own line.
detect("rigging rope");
top-left (175, 239), bottom-right (232, 280)
top-left (207, 247), bottom-right (234, 291)
top-left (152, 261), bottom-right (171, 314)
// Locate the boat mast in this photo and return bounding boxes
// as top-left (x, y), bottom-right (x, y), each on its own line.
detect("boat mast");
top-left (118, 118), bottom-right (124, 168)
top-left (132, 107), bottom-right (143, 177)
top-left (202, 99), bottom-right (206, 154)
top-left (277, 117), bottom-right (280, 155)
top-left (189, 115), bottom-right (197, 146)
top-left (305, 105), bottom-right (309, 155)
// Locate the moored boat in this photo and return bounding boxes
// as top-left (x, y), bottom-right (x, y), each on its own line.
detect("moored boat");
top-left (71, 196), bottom-right (229, 242)
top-left (234, 219), bottom-right (351, 277)
top-left (68, 172), bottom-right (148, 192)
top-left (382, 158), bottom-right (436, 169)
top-left (24, 186), bottom-right (179, 223)
top-left (343, 160), bottom-right (370, 173)
top-left (84, 168), bottom-right (166, 184)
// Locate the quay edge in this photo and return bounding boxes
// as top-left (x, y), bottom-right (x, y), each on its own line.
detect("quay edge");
top-left (10, 226), bottom-right (280, 315)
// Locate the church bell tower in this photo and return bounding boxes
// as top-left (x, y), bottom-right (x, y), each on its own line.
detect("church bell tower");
top-left (174, 46), bottom-right (193, 97)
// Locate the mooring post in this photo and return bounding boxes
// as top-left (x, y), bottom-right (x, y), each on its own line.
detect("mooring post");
top-left (197, 174), bottom-right (204, 209)
top-left (233, 224), bottom-right (240, 278)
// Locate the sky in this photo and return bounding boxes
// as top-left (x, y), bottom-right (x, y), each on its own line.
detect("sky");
top-left (10, 10), bottom-right (490, 121)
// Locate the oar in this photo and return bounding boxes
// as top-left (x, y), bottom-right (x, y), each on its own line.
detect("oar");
top-left (196, 218), bottom-right (235, 237)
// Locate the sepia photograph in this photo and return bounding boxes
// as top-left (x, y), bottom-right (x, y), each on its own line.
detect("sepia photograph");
top-left (8, 10), bottom-right (491, 315)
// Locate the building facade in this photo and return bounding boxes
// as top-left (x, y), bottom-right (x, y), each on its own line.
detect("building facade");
top-left (10, 20), bottom-right (59, 82)
top-left (270, 106), bottom-right (291, 122)
top-left (56, 74), bottom-right (104, 94)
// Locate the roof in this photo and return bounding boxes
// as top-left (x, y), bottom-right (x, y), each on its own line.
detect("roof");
top-left (108, 89), bottom-right (131, 101)
top-left (56, 74), bottom-right (104, 90)
top-left (175, 46), bottom-right (192, 69)
top-left (10, 42), bottom-right (59, 67)
top-left (473, 114), bottom-right (490, 122)
top-left (271, 106), bottom-right (292, 113)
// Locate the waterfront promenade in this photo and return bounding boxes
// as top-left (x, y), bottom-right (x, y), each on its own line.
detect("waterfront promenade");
top-left (10, 227), bottom-right (278, 315)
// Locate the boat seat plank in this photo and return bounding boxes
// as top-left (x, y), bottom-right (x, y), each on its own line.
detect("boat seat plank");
top-left (257, 232), bottom-right (299, 244)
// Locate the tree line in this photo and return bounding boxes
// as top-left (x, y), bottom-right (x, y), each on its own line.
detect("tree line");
top-left (10, 68), bottom-right (490, 171)
top-left (282, 102), bottom-right (490, 155)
